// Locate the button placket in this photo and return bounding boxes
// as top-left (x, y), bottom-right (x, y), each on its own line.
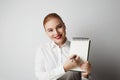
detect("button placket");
top-left (57, 47), bottom-right (62, 66)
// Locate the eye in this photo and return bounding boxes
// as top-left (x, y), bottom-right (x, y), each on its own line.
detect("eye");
top-left (57, 24), bottom-right (63, 28)
top-left (47, 29), bottom-right (53, 32)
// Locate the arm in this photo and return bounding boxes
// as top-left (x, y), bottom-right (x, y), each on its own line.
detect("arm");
top-left (66, 55), bottom-right (91, 80)
top-left (64, 55), bottom-right (91, 80)
top-left (63, 54), bottom-right (80, 72)
top-left (35, 48), bottom-right (82, 80)
top-left (35, 47), bottom-right (65, 80)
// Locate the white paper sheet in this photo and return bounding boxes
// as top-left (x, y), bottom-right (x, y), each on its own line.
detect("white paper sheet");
top-left (69, 37), bottom-right (91, 71)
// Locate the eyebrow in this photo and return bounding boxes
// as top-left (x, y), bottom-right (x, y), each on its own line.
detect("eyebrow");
top-left (46, 28), bottom-right (52, 31)
top-left (45, 23), bottom-right (63, 31)
top-left (56, 23), bottom-right (63, 26)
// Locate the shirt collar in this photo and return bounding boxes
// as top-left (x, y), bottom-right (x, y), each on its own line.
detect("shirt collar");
top-left (51, 39), bottom-right (70, 48)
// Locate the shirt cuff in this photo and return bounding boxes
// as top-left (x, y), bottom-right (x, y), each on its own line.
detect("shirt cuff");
top-left (82, 75), bottom-right (91, 80)
top-left (54, 65), bottom-right (66, 76)
top-left (48, 65), bottom-right (65, 79)
top-left (82, 77), bottom-right (89, 80)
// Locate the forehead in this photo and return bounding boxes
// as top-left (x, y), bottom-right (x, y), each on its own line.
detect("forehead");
top-left (44, 18), bottom-right (62, 29)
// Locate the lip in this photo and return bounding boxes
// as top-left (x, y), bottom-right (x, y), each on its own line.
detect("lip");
top-left (54, 35), bottom-right (62, 39)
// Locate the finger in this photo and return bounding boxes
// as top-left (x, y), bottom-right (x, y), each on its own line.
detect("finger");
top-left (69, 54), bottom-right (77, 59)
top-left (82, 61), bottom-right (91, 66)
top-left (75, 56), bottom-right (81, 64)
top-left (70, 59), bottom-right (75, 62)
top-left (80, 62), bottom-right (88, 68)
top-left (75, 55), bottom-right (80, 60)
top-left (82, 61), bottom-right (88, 64)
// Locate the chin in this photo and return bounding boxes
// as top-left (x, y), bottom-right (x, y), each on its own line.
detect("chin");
top-left (54, 40), bottom-right (63, 44)
top-left (55, 40), bottom-right (62, 44)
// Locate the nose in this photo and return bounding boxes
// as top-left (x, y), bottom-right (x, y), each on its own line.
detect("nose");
top-left (54, 29), bottom-right (59, 35)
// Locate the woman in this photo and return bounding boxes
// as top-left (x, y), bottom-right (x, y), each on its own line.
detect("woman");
top-left (35, 13), bottom-right (91, 80)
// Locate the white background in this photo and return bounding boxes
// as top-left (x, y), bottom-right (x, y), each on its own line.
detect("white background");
top-left (0, 0), bottom-right (120, 80)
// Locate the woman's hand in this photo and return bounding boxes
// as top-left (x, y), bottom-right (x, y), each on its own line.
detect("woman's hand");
top-left (63, 54), bottom-right (80, 72)
top-left (80, 61), bottom-right (91, 78)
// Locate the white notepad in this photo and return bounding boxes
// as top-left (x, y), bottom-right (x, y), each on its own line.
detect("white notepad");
top-left (69, 37), bottom-right (91, 71)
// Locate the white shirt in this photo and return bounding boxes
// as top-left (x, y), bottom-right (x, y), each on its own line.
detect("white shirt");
top-left (35, 40), bottom-right (89, 80)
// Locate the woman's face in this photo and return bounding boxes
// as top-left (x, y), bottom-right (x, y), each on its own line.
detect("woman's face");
top-left (44, 18), bottom-right (66, 46)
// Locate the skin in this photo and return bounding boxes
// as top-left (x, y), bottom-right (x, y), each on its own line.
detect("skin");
top-left (44, 18), bottom-right (66, 47)
top-left (44, 17), bottom-right (91, 78)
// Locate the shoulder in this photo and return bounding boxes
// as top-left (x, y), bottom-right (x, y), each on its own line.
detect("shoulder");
top-left (36, 42), bottom-right (52, 53)
top-left (37, 42), bottom-right (51, 49)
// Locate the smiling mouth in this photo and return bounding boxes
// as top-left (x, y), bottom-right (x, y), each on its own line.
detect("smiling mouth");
top-left (54, 35), bottom-right (62, 39)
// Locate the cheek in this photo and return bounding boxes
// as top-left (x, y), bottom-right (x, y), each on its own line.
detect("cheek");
top-left (47, 33), bottom-right (54, 38)
top-left (61, 28), bottom-right (66, 34)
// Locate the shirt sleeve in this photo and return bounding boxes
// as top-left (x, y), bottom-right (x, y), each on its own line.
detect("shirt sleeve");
top-left (82, 77), bottom-right (89, 80)
top-left (35, 47), bottom-right (65, 80)
top-left (82, 75), bottom-right (91, 80)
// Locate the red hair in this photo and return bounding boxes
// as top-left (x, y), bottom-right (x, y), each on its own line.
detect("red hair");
top-left (43, 13), bottom-right (64, 26)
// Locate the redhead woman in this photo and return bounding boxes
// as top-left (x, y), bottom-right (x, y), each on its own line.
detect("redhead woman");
top-left (35, 13), bottom-right (91, 80)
